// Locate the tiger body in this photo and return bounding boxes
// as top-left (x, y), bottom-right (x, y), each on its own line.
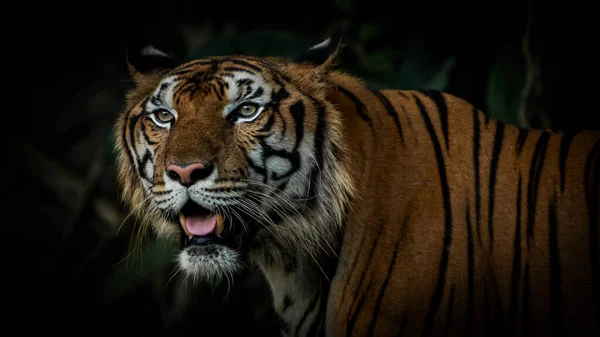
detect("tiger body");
top-left (327, 82), bottom-right (599, 337)
top-left (115, 33), bottom-right (599, 337)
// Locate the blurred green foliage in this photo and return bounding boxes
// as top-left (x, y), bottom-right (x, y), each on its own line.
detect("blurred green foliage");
top-left (186, 27), bottom-right (459, 93)
top-left (103, 238), bottom-right (178, 301)
top-left (185, 30), bottom-right (315, 61)
top-left (485, 44), bottom-right (527, 126)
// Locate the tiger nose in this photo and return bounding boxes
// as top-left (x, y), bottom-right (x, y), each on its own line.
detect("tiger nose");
top-left (166, 162), bottom-right (214, 186)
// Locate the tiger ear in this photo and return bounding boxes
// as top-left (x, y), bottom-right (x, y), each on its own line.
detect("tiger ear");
top-left (126, 44), bottom-right (179, 79)
top-left (294, 30), bottom-right (343, 69)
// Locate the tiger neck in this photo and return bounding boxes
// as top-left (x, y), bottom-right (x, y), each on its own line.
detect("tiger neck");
top-left (257, 250), bottom-right (337, 337)
top-left (253, 72), bottom-right (362, 336)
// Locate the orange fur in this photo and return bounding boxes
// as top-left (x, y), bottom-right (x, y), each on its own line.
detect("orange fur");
top-left (115, 39), bottom-right (600, 337)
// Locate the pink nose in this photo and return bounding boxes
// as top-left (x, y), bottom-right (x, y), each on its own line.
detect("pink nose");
top-left (166, 162), bottom-right (213, 186)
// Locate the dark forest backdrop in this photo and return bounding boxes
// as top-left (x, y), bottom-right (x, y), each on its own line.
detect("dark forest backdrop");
top-left (15, 0), bottom-right (598, 335)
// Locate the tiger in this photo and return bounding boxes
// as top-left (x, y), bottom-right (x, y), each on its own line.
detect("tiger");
top-left (114, 31), bottom-right (600, 337)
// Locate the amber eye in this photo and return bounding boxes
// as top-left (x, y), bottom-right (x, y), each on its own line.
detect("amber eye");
top-left (238, 103), bottom-right (258, 116)
top-left (154, 110), bottom-right (174, 123)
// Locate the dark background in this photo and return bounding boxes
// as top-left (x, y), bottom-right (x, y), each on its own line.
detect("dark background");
top-left (16, 1), bottom-right (597, 335)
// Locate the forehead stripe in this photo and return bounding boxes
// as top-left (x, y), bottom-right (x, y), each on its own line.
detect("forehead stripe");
top-left (246, 87), bottom-right (265, 100)
top-left (223, 66), bottom-right (256, 75)
top-left (170, 59), bottom-right (213, 75)
top-left (228, 59), bottom-right (263, 72)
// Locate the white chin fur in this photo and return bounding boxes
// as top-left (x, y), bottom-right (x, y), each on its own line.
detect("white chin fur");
top-left (178, 245), bottom-right (241, 284)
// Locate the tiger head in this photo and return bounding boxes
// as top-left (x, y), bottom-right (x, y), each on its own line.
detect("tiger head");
top-left (115, 32), bottom-right (355, 284)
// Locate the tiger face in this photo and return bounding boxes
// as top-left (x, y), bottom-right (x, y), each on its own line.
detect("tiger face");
top-left (116, 34), bottom-right (353, 284)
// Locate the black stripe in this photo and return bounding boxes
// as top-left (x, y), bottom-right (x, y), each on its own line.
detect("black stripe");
top-left (340, 229), bottom-right (369, 309)
top-left (522, 264), bottom-right (534, 336)
top-left (365, 238), bottom-right (401, 337)
top-left (347, 278), bottom-right (373, 337)
top-left (584, 139), bottom-right (600, 329)
top-left (247, 86), bottom-right (265, 100)
top-left (396, 93), bottom-right (414, 127)
top-left (336, 86), bottom-right (375, 131)
top-left (305, 297), bottom-right (325, 337)
top-left (484, 110), bottom-right (490, 126)
top-left (141, 120), bottom-right (159, 145)
top-left (254, 101), bottom-right (305, 182)
top-left (516, 128), bottom-right (529, 155)
top-left (489, 268), bottom-right (503, 334)
top-left (175, 59), bottom-right (211, 69)
top-left (396, 311), bottom-right (409, 337)
top-left (258, 113), bottom-right (275, 133)
top-left (305, 102), bottom-right (326, 208)
top-left (508, 176), bottom-right (523, 335)
top-left (282, 295), bottom-right (293, 313)
top-left (228, 58), bottom-right (263, 72)
top-left (465, 201), bottom-right (474, 337)
top-left (526, 131), bottom-right (551, 248)
top-left (415, 94), bottom-right (453, 337)
top-left (313, 102), bottom-right (325, 174)
top-left (308, 221), bottom-right (345, 337)
top-left (440, 285), bottom-right (456, 337)
top-left (306, 167), bottom-right (319, 204)
top-left (289, 100), bottom-right (306, 150)
top-left (345, 220), bottom-right (385, 325)
top-left (138, 150), bottom-right (154, 182)
top-left (243, 55), bottom-right (274, 68)
top-left (210, 59), bottom-right (219, 73)
top-left (235, 78), bottom-right (254, 87)
top-left (222, 66), bottom-right (256, 75)
top-left (294, 289), bottom-right (321, 337)
top-left (128, 113), bottom-right (144, 175)
top-left (548, 193), bottom-right (563, 337)
top-left (215, 79), bottom-right (225, 98)
top-left (483, 278), bottom-right (491, 337)
top-left (278, 316), bottom-right (291, 335)
top-left (473, 108), bottom-right (483, 245)
top-left (487, 121), bottom-right (505, 251)
top-left (397, 90), bottom-right (410, 99)
top-left (421, 90), bottom-right (450, 150)
top-left (121, 107), bottom-right (137, 174)
top-left (371, 89), bottom-right (404, 144)
top-left (559, 131), bottom-right (576, 192)
top-left (169, 60), bottom-right (212, 75)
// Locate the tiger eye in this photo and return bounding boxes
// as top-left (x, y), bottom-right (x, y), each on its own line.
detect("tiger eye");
top-left (239, 104), bottom-right (258, 116)
top-left (155, 110), bottom-right (174, 123)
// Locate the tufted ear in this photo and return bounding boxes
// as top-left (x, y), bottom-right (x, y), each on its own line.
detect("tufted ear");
top-left (294, 30), bottom-right (343, 69)
top-left (126, 44), bottom-right (179, 78)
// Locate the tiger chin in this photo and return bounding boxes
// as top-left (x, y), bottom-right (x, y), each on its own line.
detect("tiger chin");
top-left (116, 31), bottom-right (600, 337)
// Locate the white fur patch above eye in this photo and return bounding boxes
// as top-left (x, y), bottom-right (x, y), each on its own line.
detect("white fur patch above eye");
top-left (224, 72), bottom-right (273, 109)
top-left (141, 45), bottom-right (170, 57)
top-left (147, 76), bottom-right (181, 112)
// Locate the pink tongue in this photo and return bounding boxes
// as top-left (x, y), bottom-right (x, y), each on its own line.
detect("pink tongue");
top-left (185, 214), bottom-right (217, 236)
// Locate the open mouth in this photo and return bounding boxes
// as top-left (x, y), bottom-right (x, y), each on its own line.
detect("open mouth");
top-left (178, 201), bottom-right (243, 252)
